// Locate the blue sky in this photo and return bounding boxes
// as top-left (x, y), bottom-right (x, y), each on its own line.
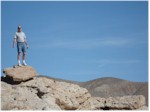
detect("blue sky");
top-left (1, 1), bottom-right (148, 82)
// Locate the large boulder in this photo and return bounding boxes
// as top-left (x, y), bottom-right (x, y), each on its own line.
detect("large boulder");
top-left (78, 95), bottom-right (146, 110)
top-left (105, 95), bottom-right (146, 110)
top-left (20, 77), bottom-right (91, 110)
top-left (1, 81), bottom-right (61, 110)
top-left (3, 66), bottom-right (38, 81)
top-left (77, 97), bottom-right (105, 110)
top-left (1, 77), bottom-right (91, 110)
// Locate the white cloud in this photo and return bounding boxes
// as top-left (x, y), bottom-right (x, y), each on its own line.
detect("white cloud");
top-left (33, 37), bottom-right (146, 49)
top-left (86, 59), bottom-right (142, 64)
top-left (97, 59), bottom-right (141, 64)
top-left (95, 59), bottom-right (142, 68)
top-left (66, 58), bottom-right (142, 68)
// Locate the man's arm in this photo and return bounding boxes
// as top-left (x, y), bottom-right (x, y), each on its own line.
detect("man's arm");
top-left (13, 38), bottom-right (16, 48)
top-left (24, 38), bottom-right (29, 49)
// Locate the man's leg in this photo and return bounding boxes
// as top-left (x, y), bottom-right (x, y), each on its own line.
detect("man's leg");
top-left (22, 43), bottom-right (27, 66)
top-left (23, 52), bottom-right (27, 66)
top-left (18, 52), bottom-right (21, 60)
top-left (17, 52), bottom-right (21, 66)
top-left (23, 52), bottom-right (26, 61)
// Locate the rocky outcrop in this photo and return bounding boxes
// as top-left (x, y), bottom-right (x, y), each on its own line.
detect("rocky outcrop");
top-left (78, 95), bottom-right (146, 110)
top-left (1, 77), bottom-right (91, 110)
top-left (1, 81), bottom-right (61, 110)
top-left (1, 66), bottom-right (148, 110)
top-left (3, 66), bottom-right (38, 81)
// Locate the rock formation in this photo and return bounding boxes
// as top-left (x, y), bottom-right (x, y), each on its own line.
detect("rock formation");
top-left (78, 95), bottom-right (146, 110)
top-left (1, 66), bottom-right (148, 110)
top-left (3, 66), bottom-right (38, 81)
top-left (1, 77), bottom-right (91, 110)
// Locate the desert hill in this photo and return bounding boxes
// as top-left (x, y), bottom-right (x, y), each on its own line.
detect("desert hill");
top-left (79, 77), bottom-right (148, 106)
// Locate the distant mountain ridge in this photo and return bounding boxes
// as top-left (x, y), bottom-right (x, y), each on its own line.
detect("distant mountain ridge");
top-left (79, 77), bottom-right (148, 106)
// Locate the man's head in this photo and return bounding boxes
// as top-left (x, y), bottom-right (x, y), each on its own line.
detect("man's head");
top-left (18, 25), bottom-right (22, 32)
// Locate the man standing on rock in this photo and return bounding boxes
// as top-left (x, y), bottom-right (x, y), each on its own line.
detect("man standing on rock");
top-left (13, 25), bottom-right (29, 66)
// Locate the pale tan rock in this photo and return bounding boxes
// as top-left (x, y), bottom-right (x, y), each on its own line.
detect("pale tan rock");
top-left (21, 77), bottom-right (91, 110)
top-left (105, 95), bottom-right (146, 110)
top-left (78, 95), bottom-right (146, 110)
top-left (1, 82), bottom-right (61, 110)
top-left (78, 97), bottom-right (105, 110)
top-left (3, 66), bottom-right (38, 81)
top-left (137, 106), bottom-right (148, 110)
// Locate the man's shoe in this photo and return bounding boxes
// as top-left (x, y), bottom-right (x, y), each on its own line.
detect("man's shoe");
top-left (23, 61), bottom-right (27, 66)
top-left (18, 63), bottom-right (22, 66)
